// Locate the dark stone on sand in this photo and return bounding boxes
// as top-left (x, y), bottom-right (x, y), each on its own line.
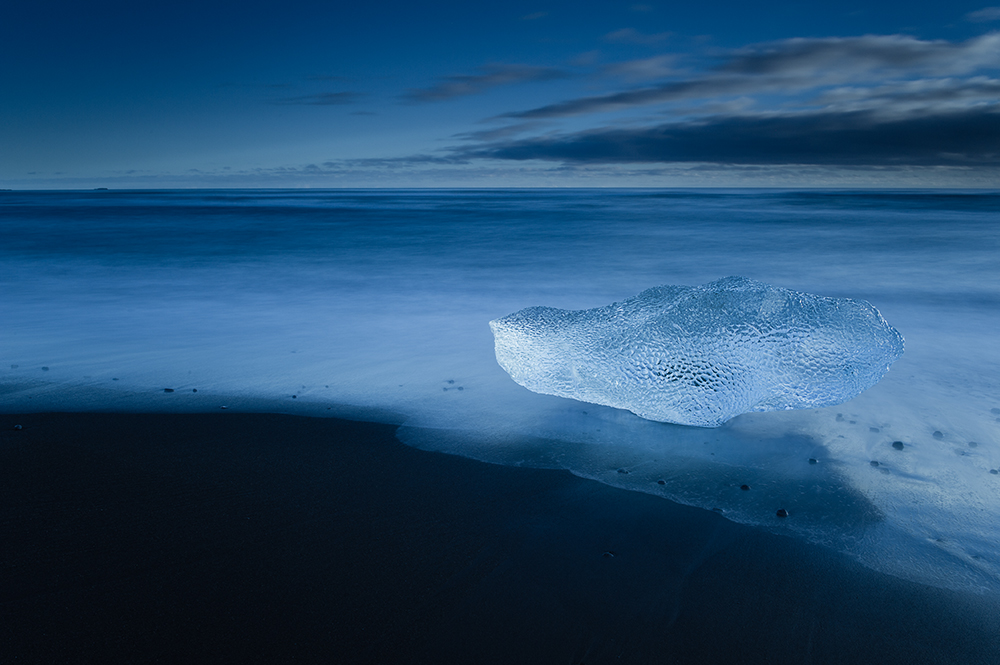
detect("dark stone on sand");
top-left (292, 395), bottom-right (297, 399)
top-left (740, 485), bottom-right (750, 491)
top-left (870, 461), bottom-right (880, 467)
top-left (990, 469), bottom-right (999, 475)
top-left (163, 388), bottom-right (174, 393)
top-left (968, 441), bottom-right (978, 448)
top-left (41, 367), bottom-right (49, 371)
top-left (808, 458), bottom-right (818, 464)
top-left (220, 406), bottom-right (228, 409)
top-left (192, 389), bottom-right (197, 393)
top-left (776, 508), bottom-right (788, 518)
top-left (836, 414), bottom-right (844, 421)
top-left (457, 386), bottom-right (464, 391)
top-left (849, 420), bottom-right (857, 424)
top-left (446, 379), bottom-right (455, 384)
top-left (13, 424), bottom-right (22, 430)
top-left (657, 479), bottom-right (665, 485)
top-left (870, 427), bottom-right (880, 433)
top-left (617, 468), bottom-right (629, 475)
top-left (933, 431), bottom-right (944, 440)
top-left (892, 441), bottom-right (905, 451)
top-left (112, 378), bottom-right (118, 381)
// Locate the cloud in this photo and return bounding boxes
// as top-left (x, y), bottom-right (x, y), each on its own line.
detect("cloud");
top-left (270, 91), bottom-right (362, 105)
top-left (500, 78), bottom-right (762, 119)
top-left (500, 33), bottom-right (1000, 119)
top-left (602, 28), bottom-right (672, 45)
top-left (451, 121), bottom-right (550, 142)
top-left (966, 7), bottom-right (1000, 22)
top-left (718, 33), bottom-right (1000, 77)
top-left (403, 64), bottom-right (569, 102)
top-left (601, 55), bottom-right (678, 81)
top-left (812, 77), bottom-right (1000, 112)
top-left (462, 107), bottom-right (1000, 166)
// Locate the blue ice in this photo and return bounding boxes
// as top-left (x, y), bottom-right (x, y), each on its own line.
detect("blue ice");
top-left (490, 277), bottom-right (904, 427)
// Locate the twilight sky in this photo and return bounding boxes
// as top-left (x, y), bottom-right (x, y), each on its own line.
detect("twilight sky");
top-left (3, 0), bottom-right (999, 187)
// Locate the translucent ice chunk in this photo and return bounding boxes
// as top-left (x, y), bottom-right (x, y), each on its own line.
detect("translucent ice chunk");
top-left (490, 277), bottom-right (904, 427)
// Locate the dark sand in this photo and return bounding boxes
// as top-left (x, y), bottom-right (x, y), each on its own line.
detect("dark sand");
top-left (2, 412), bottom-right (998, 664)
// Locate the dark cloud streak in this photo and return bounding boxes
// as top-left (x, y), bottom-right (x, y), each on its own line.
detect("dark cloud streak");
top-left (501, 33), bottom-right (1000, 119)
top-left (404, 64), bottom-right (569, 102)
top-left (464, 108), bottom-right (1000, 166)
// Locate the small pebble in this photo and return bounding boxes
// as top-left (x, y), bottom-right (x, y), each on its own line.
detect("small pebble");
top-left (657, 479), bottom-right (665, 485)
top-left (849, 420), bottom-right (857, 425)
top-left (870, 460), bottom-right (880, 467)
top-left (112, 378), bottom-right (118, 381)
top-left (870, 427), bottom-right (880, 433)
top-left (740, 484), bottom-right (750, 491)
top-left (968, 441), bottom-right (978, 448)
top-left (163, 388), bottom-right (174, 393)
top-left (617, 468), bottom-right (629, 474)
top-left (220, 406), bottom-right (228, 409)
top-left (776, 508), bottom-right (789, 518)
top-left (292, 395), bottom-right (297, 399)
top-left (808, 458), bottom-right (818, 464)
top-left (990, 469), bottom-right (998, 475)
top-left (41, 366), bottom-right (49, 371)
top-left (446, 379), bottom-right (455, 384)
top-left (836, 414), bottom-right (845, 422)
top-left (192, 388), bottom-right (197, 393)
top-left (13, 424), bottom-right (22, 430)
top-left (892, 441), bottom-right (905, 450)
top-left (933, 431), bottom-right (944, 440)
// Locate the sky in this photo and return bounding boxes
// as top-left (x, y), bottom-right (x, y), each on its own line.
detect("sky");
top-left (2, 0), bottom-right (999, 187)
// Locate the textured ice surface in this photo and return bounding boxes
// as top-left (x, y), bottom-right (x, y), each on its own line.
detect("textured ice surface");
top-left (490, 277), bottom-right (904, 427)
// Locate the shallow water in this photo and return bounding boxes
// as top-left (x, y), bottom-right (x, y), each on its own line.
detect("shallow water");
top-left (3, 188), bottom-right (999, 592)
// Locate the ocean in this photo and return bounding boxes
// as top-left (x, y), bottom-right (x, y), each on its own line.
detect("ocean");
top-left (3, 188), bottom-right (999, 593)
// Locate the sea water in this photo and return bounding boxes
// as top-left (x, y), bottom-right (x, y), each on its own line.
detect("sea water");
top-left (2, 189), bottom-right (998, 592)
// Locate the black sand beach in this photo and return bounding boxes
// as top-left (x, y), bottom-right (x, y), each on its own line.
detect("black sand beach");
top-left (2, 412), bottom-right (998, 664)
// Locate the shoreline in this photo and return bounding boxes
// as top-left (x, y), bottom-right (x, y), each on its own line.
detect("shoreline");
top-left (2, 411), bottom-right (999, 664)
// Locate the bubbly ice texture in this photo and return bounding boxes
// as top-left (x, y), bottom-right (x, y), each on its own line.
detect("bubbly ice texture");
top-left (491, 277), bottom-right (904, 427)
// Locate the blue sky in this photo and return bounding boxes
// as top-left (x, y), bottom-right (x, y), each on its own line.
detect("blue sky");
top-left (2, 0), bottom-right (999, 187)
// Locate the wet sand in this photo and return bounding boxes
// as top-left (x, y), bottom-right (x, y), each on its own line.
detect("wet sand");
top-left (1, 412), bottom-right (998, 664)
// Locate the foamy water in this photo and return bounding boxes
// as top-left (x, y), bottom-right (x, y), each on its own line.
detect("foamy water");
top-left (3, 189), bottom-right (999, 592)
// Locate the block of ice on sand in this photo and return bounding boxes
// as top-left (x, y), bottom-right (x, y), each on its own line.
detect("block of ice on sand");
top-left (490, 277), bottom-right (904, 427)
